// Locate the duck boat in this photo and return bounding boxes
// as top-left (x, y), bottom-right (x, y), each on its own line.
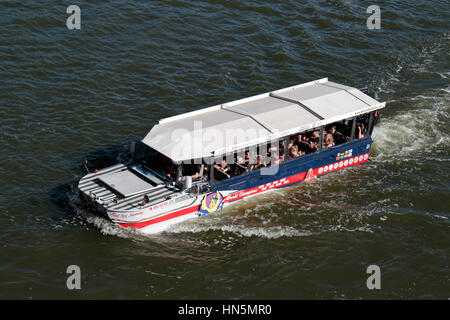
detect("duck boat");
top-left (77, 78), bottom-right (385, 234)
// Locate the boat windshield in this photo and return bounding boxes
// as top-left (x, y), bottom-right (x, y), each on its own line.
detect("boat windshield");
top-left (141, 146), bottom-right (176, 180)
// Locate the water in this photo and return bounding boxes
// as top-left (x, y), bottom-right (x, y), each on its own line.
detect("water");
top-left (0, 1), bottom-right (448, 299)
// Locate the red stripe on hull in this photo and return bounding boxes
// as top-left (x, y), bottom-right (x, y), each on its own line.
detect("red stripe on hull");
top-left (223, 171), bottom-right (306, 203)
top-left (117, 205), bottom-right (200, 229)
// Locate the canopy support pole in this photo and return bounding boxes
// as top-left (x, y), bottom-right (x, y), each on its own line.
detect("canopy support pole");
top-left (221, 104), bottom-right (276, 133)
top-left (269, 93), bottom-right (324, 120)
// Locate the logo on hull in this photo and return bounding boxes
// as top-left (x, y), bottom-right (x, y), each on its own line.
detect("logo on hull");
top-left (199, 191), bottom-right (224, 216)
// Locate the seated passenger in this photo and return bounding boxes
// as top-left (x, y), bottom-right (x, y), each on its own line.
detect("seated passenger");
top-left (357, 123), bottom-right (367, 139)
top-left (293, 134), bottom-right (302, 146)
top-left (289, 145), bottom-right (300, 159)
top-left (308, 140), bottom-right (318, 153)
top-left (302, 132), bottom-right (318, 153)
top-left (329, 125), bottom-right (341, 142)
top-left (214, 159), bottom-right (230, 174)
top-left (279, 140), bottom-right (286, 156)
top-left (267, 145), bottom-right (277, 160)
top-left (329, 125), bottom-right (348, 144)
top-left (231, 155), bottom-right (247, 176)
top-left (213, 159), bottom-right (231, 180)
top-left (267, 142), bottom-right (284, 164)
top-left (236, 155), bottom-right (246, 165)
top-left (231, 163), bottom-right (246, 176)
top-left (237, 151), bottom-right (250, 168)
top-left (202, 163), bottom-right (209, 180)
top-left (268, 143), bottom-right (277, 153)
top-left (310, 131), bottom-right (320, 145)
top-left (162, 156), bottom-right (176, 179)
top-left (274, 154), bottom-right (285, 164)
top-left (250, 155), bottom-right (266, 171)
top-left (323, 133), bottom-right (335, 148)
top-left (293, 134), bottom-right (311, 154)
top-left (190, 165), bottom-right (202, 180)
top-left (293, 134), bottom-right (304, 149)
top-left (288, 139), bottom-right (294, 150)
top-left (183, 160), bottom-right (202, 180)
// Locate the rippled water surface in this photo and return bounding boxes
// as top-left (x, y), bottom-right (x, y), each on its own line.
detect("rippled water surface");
top-left (0, 1), bottom-right (448, 299)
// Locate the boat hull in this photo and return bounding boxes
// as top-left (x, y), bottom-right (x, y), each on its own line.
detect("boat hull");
top-left (102, 138), bottom-right (372, 234)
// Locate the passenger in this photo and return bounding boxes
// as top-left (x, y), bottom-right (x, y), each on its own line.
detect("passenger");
top-left (231, 165), bottom-right (241, 177)
top-left (293, 134), bottom-right (302, 145)
top-left (275, 154), bottom-right (285, 164)
top-left (183, 160), bottom-right (202, 180)
top-left (292, 134), bottom-right (302, 148)
top-left (302, 132), bottom-right (319, 153)
top-left (268, 143), bottom-right (276, 152)
top-left (289, 145), bottom-right (300, 159)
top-left (329, 125), bottom-right (339, 141)
top-left (267, 145), bottom-right (278, 159)
top-left (162, 156), bottom-right (175, 178)
top-left (308, 140), bottom-right (318, 153)
top-left (288, 139), bottom-right (294, 150)
top-left (190, 166), bottom-right (202, 180)
top-left (279, 140), bottom-right (286, 156)
top-left (294, 134), bottom-right (310, 154)
top-left (232, 155), bottom-right (246, 176)
top-left (268, 142), bottom-right (283, 165)
top-left (243, 151), bottom-right (250, 166)
top-left (237, 155), bottom-right (245, 165)
top-left (214, 159), bottom-right (230, 174)
top-left (311, 131), bottom-right (320, 145)
top-left (323, 133), bottom-right (335, 148)
top-left (329, 125), bottom-right (347, 144)
top-left (202, 163), bottom-right (209, 180)
top-left (250, 155), bottom-right (266, 171)
top-left (357, 123), bottom-right (367, 139)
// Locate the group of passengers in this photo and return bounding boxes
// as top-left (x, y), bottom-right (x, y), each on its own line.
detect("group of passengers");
top-left (211, 123), bottom-right (363, 179)
top-left (163, 121), bottom-right (368, 181)
top-left (269, 121), bottom-right (368, 163)
top-left (285, 125), bottom-right (349, 160)
top-left (212, 150), bottom-right (268, 179)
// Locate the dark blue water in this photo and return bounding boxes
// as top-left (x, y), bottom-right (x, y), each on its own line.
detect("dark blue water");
top-left (0, 1), bottom-right (448, 299)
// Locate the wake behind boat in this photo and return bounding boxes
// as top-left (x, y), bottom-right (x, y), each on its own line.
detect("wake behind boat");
top-left (77, 78), bottom-right (385, 234)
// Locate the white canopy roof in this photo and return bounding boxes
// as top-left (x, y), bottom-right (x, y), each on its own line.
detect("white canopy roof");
top-left (142, 78), bottom-right (385, 162)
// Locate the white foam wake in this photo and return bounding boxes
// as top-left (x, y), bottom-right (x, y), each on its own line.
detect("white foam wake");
top-left (372, 92), bottom-right (449, 160)
top-left (166, 218), bottom-right (312, 239)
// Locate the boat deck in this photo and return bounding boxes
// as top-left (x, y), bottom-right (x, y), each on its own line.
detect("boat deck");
top-left (78, 164), bottom-right (180, 212)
